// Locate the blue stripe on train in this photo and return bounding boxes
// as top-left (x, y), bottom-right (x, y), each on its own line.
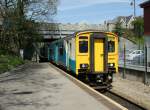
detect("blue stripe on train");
top-left (48, 43), bottom-right (76, 74)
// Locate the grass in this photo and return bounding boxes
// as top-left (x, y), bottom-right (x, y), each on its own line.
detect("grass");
top-left (0, 54), bottom-right (24, 74)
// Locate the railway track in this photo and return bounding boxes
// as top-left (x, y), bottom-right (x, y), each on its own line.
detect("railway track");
top-left (50, 63), bottom-right (146, 110)
top-left (101, 91), bottom-right (146, 110)
top-left (90, 85), bottom-right (146, 110)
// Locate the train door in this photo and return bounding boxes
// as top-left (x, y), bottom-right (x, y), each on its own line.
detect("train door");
top-left (94, 39), bottom-right (104, 72)
top-left (90, 33), bottom-right (108, 73)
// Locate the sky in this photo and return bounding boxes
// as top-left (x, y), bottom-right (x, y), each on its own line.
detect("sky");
top-left (55, 0), bottom-right (145, 24)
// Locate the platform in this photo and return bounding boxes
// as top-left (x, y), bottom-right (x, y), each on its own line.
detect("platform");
top-left (112, 75), bottom-right (150, 110)
top-left (0, 63), bottom-right (126, 110)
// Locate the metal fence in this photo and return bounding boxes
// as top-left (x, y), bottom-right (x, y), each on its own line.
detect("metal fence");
top-left (119, 42), bottom-right (150, 84)
top-left (119, 43), bottom-right (149, 66)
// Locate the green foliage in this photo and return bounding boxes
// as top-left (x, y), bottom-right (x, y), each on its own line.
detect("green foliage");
top-left (0, 55), bottom-right (24, 74)
top-left (112, 17), bottom-right (144, 45)
top-left (0, 0), bottom-right (41, 54)
top-left (0, 0), bottom-right (58, 55)
top-left (123, 29), bottom-right (144, 44)
top-left (112, 21), bottom-right (124, 37)
top-left (132, 17), bottom-right (144, 38)
top-left (0, 0), bottom-right (58, 73)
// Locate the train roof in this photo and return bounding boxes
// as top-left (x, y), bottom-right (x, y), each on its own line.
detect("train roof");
top-left (75, 30), bottom-right (117, 37)
top-left (51, 30), bottom-right (118, 43)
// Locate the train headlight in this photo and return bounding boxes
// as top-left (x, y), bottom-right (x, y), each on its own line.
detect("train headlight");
top-left (108, 75), bottom-right (112, 80)
top-left (108, 63), bottom-right (115, 67)
top-left (80, 64), bottom-right (89, 69)
top-left (96, 75), bottom-right (103, 83)
top-left (110, 63), bottom-right (113, 67)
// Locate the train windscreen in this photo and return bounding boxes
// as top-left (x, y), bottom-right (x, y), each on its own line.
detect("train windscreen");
top-left (79, 41), bottom-right (88, 53)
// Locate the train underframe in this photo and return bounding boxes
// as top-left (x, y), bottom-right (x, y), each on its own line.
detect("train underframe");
top-left (50, 60), bottom-right (116, 89)
top-left (77, 68), bottom-right (116, 88)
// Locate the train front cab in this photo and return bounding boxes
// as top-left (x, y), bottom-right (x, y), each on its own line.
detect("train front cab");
top-left (76, 32), bottom-right (118, 85)
top-left (107, 33), bottom-right (118, 77)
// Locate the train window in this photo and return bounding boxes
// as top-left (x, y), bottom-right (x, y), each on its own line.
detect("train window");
top-left (59, 45), bottom-right (63, 55)
top-left (79, 36), bottom-right (88, 39)
top-left (49, 49), bottom-right (52, 55)
top-left (108, 41), bottom-right (115, 52)
top-left (79, 41), bottom-right (88, 53)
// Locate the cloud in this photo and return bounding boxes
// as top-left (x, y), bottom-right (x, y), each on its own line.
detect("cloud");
top-left (56, 0), bottom-right (143, 24)
top-left (58, 0), bottom-right (130, 11)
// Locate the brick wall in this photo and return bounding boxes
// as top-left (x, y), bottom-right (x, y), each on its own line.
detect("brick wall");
top-left (144, 7), bottom-right (150, 35)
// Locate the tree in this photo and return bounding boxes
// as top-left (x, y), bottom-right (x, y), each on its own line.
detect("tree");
top-left (113, 21), bottom-right (124, 37)
top-left (132, 17), bottom-right (144, 38)
top-left (0, 0), bottom-right (58, 54)
top-left (132, 17), bottom-right (144, 49)
top-left (26, 0), bottom-right (59, 21)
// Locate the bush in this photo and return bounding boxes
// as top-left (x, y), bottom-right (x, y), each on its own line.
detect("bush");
top-left (0, 55), bottom-right (24, 74)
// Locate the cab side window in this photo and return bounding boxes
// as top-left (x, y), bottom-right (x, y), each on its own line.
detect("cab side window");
top-left (59, 44), bottom-right (63, 55)
top-left (79, 41), bottom-right (88, 53)
top-left (108, 41), bottom-right (115, 52)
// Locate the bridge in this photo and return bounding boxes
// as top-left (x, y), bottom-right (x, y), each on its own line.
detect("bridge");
top-left (38, 29), bottom-right (76, 40)
top-left (32, 23), bottom-right (105, 61)
top-left (37, 23), bottom-right (105, 41)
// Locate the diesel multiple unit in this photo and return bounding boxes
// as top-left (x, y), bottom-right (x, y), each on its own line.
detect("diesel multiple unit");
top-left (48, 30), bottom-right (118, 86)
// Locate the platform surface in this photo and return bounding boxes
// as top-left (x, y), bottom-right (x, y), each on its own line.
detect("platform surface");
top-left (112, 75), bottom-right (150, 110)
top-left (0, 63), bottom-right (116, 110)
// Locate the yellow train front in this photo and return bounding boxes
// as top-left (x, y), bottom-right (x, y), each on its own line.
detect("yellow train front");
top-left (48, 31), bottom-right (118, 86)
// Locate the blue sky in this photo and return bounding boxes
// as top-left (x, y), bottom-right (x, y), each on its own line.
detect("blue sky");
top-left (55, 0), bottom-right (145, 24)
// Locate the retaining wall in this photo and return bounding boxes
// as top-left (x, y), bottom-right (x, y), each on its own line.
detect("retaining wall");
top-left (119, 64), bottom-right (150, 84)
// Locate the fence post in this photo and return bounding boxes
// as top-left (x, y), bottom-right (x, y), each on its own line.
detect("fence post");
top-left (123, 43), bottom-right (126, 79)
top-left (144, 44), bottom-right (147, 85)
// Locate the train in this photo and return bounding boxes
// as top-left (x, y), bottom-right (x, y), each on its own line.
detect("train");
top-left (48, 30), bottom-right (118, 86)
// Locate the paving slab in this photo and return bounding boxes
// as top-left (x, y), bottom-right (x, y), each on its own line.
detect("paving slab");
top-left (0, 63), bottom-right (114, 110)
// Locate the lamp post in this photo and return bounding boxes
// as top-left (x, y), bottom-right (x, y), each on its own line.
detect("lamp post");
top-left (134, 0), bottom-right (136, 19)
top-left (131, 0), bottom-right (136, 19)
top-left (107, 23), bottom-right (109, 32)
